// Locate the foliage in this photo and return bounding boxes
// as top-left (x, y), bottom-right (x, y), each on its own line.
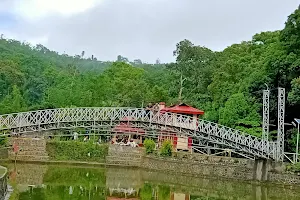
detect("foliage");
top-left (46, 141), bottom-right (108, 162)
top-left (2, 5), bottom-right (300, 152)
top-left (0, 136), bottom-right (7, 147)
top-left (0, 85), bottom-right (27, 114)
top-left (144, 138), bottom-right (156, 154)
top-left (219, 93), bottom-right (261, 137)
top-left (288, 77), bottom-right (300, 105)
top-left (286, 162), bottom-right (300, 173)
top-left (160, 140), bottom-right (173, 157)
top-left (286, 128), bottom-right (299, 153)
top-left (280, 8), bottom-right (300, 55)
top-left (158, 185), bottom-right (171, 200)
top-left (140, 183), bottom-right (153, 200)
top-left (9, 189), bottom-right (20, 200)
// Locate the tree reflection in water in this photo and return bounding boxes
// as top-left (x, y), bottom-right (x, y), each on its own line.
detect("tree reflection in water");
top-left (6, 164), bottom-right (300, 200)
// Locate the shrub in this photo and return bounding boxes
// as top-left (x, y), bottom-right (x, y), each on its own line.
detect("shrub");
top-left (158, 185), bottom-right (171, 200)
top-left (140, 183), bottom-right (153, 200)
top-left (46, 141), bottom-right (108, 162)
top-left (144, 138), bottom-right (156, 154)
top-left (160, 140), bottom-right (173, 157)
top-left (287, 162), bottom-right (300, 173)
top-left (0, 136), bottom-right (7, 147)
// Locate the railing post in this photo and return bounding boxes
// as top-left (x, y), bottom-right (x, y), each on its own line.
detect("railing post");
top-left (38, 111), bottom-right (41, 133)
top-left (149, 111), bottom-right (152, 126)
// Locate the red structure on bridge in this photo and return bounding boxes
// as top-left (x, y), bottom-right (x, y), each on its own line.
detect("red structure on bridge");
top-left (158, 102), bottom-right (204, 152)
top-left (112, 102), bottom-right (204, 151)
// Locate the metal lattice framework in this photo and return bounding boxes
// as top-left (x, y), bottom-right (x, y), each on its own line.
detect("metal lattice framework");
top-left (277, 88), bottom-right (285, 161)
top-left (0, 107), bottom-right (278, 160)
top-left (262, 89), bottom-right (270, 141)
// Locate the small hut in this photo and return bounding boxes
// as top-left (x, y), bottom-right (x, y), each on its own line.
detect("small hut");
top-left (111, 117), bottom-right (145, 146)
top-left (158, 103), bottom-right (204, 152)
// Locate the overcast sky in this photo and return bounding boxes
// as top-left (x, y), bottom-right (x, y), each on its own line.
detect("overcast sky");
top-left (0, 0), bottom-right (299, 63)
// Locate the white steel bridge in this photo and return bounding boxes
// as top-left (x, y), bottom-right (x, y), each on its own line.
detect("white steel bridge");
top-left (0, 107), bottom-right (280, 161)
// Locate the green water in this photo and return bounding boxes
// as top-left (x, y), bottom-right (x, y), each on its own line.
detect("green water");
top-left (5, 163), bottom-right (300, 200)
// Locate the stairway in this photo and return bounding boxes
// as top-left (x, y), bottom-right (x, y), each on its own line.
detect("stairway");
top-left (106, 145), bottom-right (143, 167)
top-left (8, 137), bottom-right (49, 161)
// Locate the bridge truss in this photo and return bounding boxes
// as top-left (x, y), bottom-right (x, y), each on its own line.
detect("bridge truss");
top-left (0, 107), bottom-right (278, 160)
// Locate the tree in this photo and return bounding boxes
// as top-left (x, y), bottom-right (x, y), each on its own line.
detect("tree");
top-left (117, 55), bottom-right (129, 63)
top-left (101, 62), bottom-right (149, 107)
top-left (134, 59), bottom-right (142, 65)
top-left (0, 60), bottom-right (24, 100)
top-left (288, 77), bottom-right (300, 105)
top-left (81, 51), bottom-right (85, 58)
top-left (146, 85), bottom-right (169, 103)
top-left (219, 93), bottom-right (261, 136)
top-left (0, 85), bottom-right (27, 114)
top-left (155, 58), bottom-right (160, 64)
top-left (167, 39), bottom-right (215, 105)
top-left (280, 7), bottom-right (300, 55)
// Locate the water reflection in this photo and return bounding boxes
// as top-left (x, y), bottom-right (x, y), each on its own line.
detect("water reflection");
top-left (4, 163), bottom-right (300, 200)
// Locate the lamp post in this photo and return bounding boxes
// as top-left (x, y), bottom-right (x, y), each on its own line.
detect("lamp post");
top-left (292, 118), bottom-right (300, 163)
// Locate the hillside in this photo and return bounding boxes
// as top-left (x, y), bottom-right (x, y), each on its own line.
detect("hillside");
top-left (1, 5), bottom-right (300, 152)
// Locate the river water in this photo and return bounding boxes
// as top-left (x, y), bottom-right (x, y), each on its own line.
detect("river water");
top-left (4, 163), bottom-right (300, 200)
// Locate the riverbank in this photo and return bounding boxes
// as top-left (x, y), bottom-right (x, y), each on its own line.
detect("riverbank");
top-left (3, 138), bottom-right (300, 185)
top-left (4, 163), bottom-right (300, 200)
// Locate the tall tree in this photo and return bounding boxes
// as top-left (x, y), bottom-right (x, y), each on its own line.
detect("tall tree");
top-left (0, 85), bottom-right (27, 114)
top-left (167, 39), bottom-right (215, 106)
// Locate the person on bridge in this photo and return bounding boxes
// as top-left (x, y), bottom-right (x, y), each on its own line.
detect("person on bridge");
top-left (83, 136), bottom-right (89, 142)
top-left (73, 132), bottom-right (78, 140)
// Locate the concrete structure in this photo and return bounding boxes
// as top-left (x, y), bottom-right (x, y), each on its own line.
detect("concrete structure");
top-left (8, 138), bottom-right (49, 161)
top-left (106, 144), bottom-right (143, 167)
top-left (0, 166), bottom-right (7, 200)
top-left (105, 145), bottom-right (293, 183)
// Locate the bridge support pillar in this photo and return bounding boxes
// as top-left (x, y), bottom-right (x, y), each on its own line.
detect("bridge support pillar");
top-left (253, 159), bottom-right (269, 181)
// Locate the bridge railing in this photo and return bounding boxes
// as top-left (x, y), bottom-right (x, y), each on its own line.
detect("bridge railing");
top-left (0, 107), bottom-right (272, 158)
top-left (149, 111), bottom-right (270, 154)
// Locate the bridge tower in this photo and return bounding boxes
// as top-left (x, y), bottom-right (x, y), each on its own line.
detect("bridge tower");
top-left (277, 87), bottom-right (285, 161)
top-left (262, 89), bottom-right (270, 141)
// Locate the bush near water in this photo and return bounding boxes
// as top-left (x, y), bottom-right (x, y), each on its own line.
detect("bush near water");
top-left (143, 139), bottom-right (156, 154)
top-left (46, 141), bottom-right (108, 162)
top-left (160, 140), bottom-right (173, 157)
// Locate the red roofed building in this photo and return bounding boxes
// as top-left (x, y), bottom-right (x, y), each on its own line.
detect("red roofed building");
top-left (110, 103), bottom-right (204, 151)
top-left (160, 103), bottom-right (204, 116)
top-left (156, 102), bottom-right (205, 152)
top-left (111, 117), bottom-right (145, 146)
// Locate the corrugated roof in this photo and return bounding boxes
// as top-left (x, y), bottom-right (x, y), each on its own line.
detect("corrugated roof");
top-left (112, 122), bottom-right (145, 134)
top-left (161, 103), bottom-right (204, 115)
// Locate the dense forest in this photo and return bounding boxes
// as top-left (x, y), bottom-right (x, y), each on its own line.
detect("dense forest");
top-left (1, 6), bottom-right (300, 151)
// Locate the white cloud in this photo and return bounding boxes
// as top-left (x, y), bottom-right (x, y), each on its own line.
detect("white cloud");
top-left (0, 0), bottom-right (300, 63)
top-left (11, 0), bottom-right (101, 21)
